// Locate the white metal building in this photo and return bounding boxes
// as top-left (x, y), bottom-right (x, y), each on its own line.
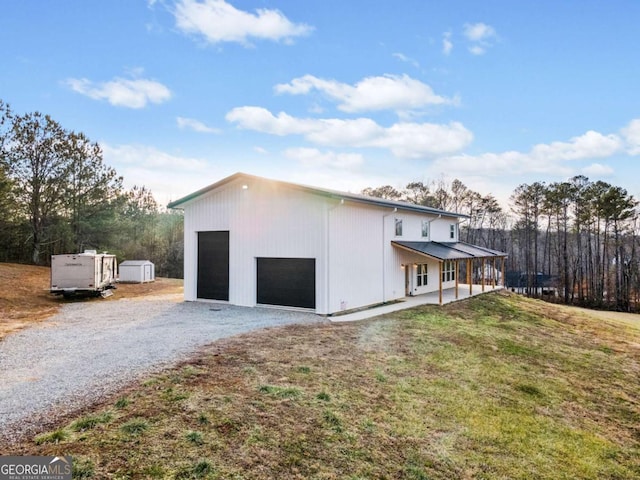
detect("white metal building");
top-left (119, 260), bottom-right (155, 283)
top-left (168, 173), bottom-right (506, 315)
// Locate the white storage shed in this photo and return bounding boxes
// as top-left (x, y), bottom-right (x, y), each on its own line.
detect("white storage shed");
top-left (119, 260), bottom-right (155, 283)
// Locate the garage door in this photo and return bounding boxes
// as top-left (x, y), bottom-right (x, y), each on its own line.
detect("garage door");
top-left (256, 258), bottom-right (315, 309)
top-left (197, 231), bottom-right (229, 301)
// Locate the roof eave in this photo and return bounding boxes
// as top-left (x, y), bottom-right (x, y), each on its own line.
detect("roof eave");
top-left (167, 172), bottom-right (246, 209)
top-left (391, 241), bottom-right (446, 261)
top-left (166, 172), bottom-right (468, 219)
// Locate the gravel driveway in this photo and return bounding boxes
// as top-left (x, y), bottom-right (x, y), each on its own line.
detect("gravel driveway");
top-left (0, 294), bottom-right (323, 444)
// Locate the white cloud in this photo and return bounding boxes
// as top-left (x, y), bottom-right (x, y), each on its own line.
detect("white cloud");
top-left (621, 118), bottom-right (640, 155)
top-left (226, 106), bottom-right (473, 158)
top-left (66, 77), bottom-right (171, 109)
top-left (308, 103), bottom-right (325, 114)
top-left (226, 107), bottom-right (318, 136)
top-left (304, 118), bottom-right (386, 146)
top-left (253, 146), bottom-right (268, 154)
top-left (582, 163), bottom-right (614, 177)
top-left (284, 147), bottom-right (364, 169)
top-left (375, 121), bottom-right (473, 158)
top-left (431, 129), bottom-right (624, 177)
top-left (442, 32), bottom-right (453, 55)
top-left (101, 143), bottom-right (208, 170)
top-left (463, 22), bottom-right (496, 42)
top-left (274, 74), bottom-right (458, 113)
top-left (463, 22), bottom-right (497, 55)
top-left (393, 52), bottom-right (420, 68)
top-left (531, 130), bottom-right (622, 161)
top-left (468, 45), bottom-right (486, 56)
top-left (174, 0), bottom-right (313, 46)
top-left (101, 143), bottom-right (212, 206)
top-left (176, 116), bottom-right (221, 133)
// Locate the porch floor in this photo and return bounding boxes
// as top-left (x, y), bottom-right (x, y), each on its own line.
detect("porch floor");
top-left (329, 283), bottom-right (503, 323)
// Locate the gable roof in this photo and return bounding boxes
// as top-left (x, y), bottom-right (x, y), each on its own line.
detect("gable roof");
top-left (167, 172), bottom-right (468, 219)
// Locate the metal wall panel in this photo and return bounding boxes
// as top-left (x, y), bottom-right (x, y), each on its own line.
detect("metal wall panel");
top-left (183, 178), bottom-right (327, 310)
top-left (181, 176), bottom-right (463, 314)
top-left (326, 201), bottom-right (385, 313)
top-left (430, 219), bottom-right (459, 242)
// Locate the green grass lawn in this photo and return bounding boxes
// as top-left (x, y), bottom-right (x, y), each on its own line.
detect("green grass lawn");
top-left (9, 292), bottom-right (640, 479)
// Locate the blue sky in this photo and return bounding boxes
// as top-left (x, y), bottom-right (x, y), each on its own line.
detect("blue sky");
top-left (2, 1), bottom-right (639, 207)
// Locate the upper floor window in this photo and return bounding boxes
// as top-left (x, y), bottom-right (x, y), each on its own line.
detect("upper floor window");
top-left (450, 223), bottom-right (456, 240)
top-left (421, 220), bottom-right (430, 239)
top-left (395, 218), bottom-right (403, 236)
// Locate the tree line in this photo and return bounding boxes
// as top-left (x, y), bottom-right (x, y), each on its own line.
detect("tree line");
top-left (0, 100), bottom-right (183, 277)
top-left (363, 176), bottom-right (640, 312)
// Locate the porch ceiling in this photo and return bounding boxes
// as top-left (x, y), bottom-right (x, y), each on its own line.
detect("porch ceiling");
top-left (392, 241), bottom-right (507, 261)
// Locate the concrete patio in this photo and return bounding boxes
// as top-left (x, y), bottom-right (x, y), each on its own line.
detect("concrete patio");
top-left (329, 284), bottom-right (504, 322)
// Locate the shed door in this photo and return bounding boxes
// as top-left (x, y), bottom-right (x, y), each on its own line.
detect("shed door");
top-left (144, 264), bottom-right (152, 282)
top-left (256, 258), bottom-right (315, 309)
top-left (197, 231), bottom-right (229, 301)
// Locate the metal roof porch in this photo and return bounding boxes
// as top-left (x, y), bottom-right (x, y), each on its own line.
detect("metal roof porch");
top-left (392, 240), bottom-right (507, 306)
top-left (391, 241), bottom-right (507, 261)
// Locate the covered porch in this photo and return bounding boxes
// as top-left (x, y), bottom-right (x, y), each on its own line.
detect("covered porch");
top-left (329, 241), bottom-right (508, 323)
top-left (393, 240), bottom-right (508, 305)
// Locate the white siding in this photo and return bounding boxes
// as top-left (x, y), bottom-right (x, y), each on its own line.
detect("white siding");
top-left (183, 178), bottom-right (327, 310)
top-left (326, 201), bottom-right (385, 313)
top-left (388, 212), bottom-right (457, 241)
top-left (325, 204), bottom-right (450, 312)
top-left (119, 261), bottom-right (155, 283)
top-left (383, 211), bottom-right (460, 296)
top-left (181, 175), bottom-right (465, 315)
top-left (402, 257), bottom-right (442, 295)
top-left (430, 218), bottom-right (460, 242)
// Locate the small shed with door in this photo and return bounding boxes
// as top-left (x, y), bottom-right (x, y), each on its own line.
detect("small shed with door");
top-left (118, 260), bottom-right (155, 283)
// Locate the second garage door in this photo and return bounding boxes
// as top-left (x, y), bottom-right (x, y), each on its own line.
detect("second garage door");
top-left (256, 257), bottom-right (316, 309)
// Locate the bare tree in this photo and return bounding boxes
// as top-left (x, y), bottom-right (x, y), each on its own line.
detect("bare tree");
top-left (361, 185), bottom-right (403, 201)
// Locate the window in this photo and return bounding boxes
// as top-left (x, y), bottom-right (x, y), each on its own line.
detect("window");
top-left (395, 218), bottom-right (403, 236)
top-left (450, 224), bottom-right (456, 240)
top-left (421, 220), bottom-right (430, 238)
top-left (441, 260), bottom-right (456, 282)
top-left (416, 264), bottom-right (428, 286)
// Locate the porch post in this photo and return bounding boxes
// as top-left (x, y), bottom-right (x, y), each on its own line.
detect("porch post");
top-left (481, 258), bottom-right (486, 292)
top-left (502, 257), bottom-right (506, 287)
top-left (455, 259), bottom-right (459, 299)
top-left (492, 258), bottom-right (497, 288)
top-left (468, 258), bottom-right (473, 295)
top-left (439, 261), bottom-right (443, 305)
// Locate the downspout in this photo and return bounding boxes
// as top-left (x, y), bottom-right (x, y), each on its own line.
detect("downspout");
top-left (427, 214), bottom-right (442, 238)
top-left (325, 198), bottom-right (344, 314)
top-left (382, 207), bottom-right (398, 304)
top-left (424, 214), bottom-right (442, 300)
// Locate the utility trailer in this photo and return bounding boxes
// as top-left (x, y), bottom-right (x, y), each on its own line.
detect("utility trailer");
top-left (50, 250), bottom-right (118, 298)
